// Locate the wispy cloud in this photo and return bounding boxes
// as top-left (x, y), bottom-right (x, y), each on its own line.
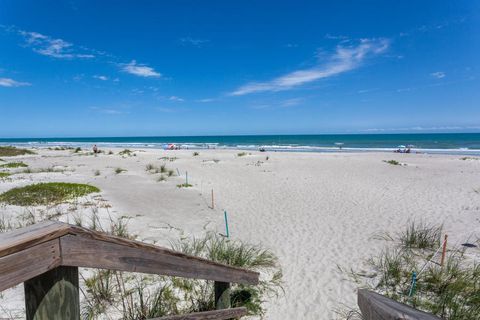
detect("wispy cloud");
top-left (93, 75), bottom-right (108, 81)
top-left (281, 98), bottom-right (303, 107)
top-left (89, 107), bottom-right (128, 115)
top-left (0, 77), bottom-right (31, 87)
top-left (18, 30), bottom-right (94, 59)
top-left (362, 125), bottom-right (480, 132)
top-left (179, 37), bottom-right (209, 47)
top-left (169, 96), bottom-right (184, 102)
top-left (231, 38), bottom-right (389, 96)
top-left (431, 71), bottom-right (446, 79)
top-left (121, 60), bottom-right (161, 78)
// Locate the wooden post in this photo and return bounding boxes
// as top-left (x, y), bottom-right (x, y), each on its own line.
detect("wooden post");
top-left (211, 189), bottom-right (215, 209)
top-left (214, 281), bottom-right (231, 310)
top-left (24, 266), bottom-right (80, 320)
top-left (440, 234), bottom-right (448, 267)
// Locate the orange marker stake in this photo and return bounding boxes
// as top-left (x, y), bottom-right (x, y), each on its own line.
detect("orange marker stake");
top-left (440, 234), bottom-right (448, 267)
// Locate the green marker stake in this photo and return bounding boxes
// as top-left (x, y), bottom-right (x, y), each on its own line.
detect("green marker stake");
top-left (224, 210), bottom-right (230, 238)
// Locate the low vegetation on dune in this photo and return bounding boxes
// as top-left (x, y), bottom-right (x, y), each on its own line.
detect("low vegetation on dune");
top-left (193, 151), bottom-right (200, 156)
top-left (383, 160), bottom-right (401, 166)
top-left (119, 149), bottom-right (135, 156)
top-left (146, 163), bottom-right (175, 181)
top-left (177, 183), bottom-right (193, 188)
top-left (18, 167), bottom-right (66, 174)
top-left (0, 182), bottom-right (100, 206)
top-left (0, 172), bottom-right (11, 179)
top-left (114, 167), bottom-right (127, 174)
top-left (0, 146), bottom-right (35, 157)
top-left (78, 215), bottom-right (283, 319)
top-left (338, 221), bottom-right (480, 319)
top-left (0, 161), bottom-right (28, 168)
top-left (237, 152), bottom-right (248, 157)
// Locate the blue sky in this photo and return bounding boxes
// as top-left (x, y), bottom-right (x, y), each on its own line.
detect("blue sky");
top-left (0, 1), bottom-right (479, 137)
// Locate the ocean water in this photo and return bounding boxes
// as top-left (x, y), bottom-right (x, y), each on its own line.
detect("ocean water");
top-left (1, 133), bottom-right (480, 155)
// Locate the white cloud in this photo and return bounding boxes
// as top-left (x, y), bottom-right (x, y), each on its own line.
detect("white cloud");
top-left (362, 125), bottom-right (479, 132)
top-left (281, 98), bottom-right (303, 107)
top-left (19, 30), bottom-right (94, 59)
top-left (169, 96), bottom-right (184, 102)
top-left (93, 75), bottom-right (108, 81)
top-left (121, 60), bottom-right (161, 78)
top-left (179, 37), bottom-right (209, 47)
top-left (231, 38), bottom-right (389, 95)
top-left (431, 71), bottom-right (446, 79)
top-left (0, 77), bottom-right (31, 87)
top-left (90, 107), bottom-right (128, 115)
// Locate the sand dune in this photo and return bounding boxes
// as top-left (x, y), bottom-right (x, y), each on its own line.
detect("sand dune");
top-left (0, 148), bottom-right (479, 319)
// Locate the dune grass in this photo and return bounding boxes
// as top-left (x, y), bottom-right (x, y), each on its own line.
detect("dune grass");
top-left (384, 160), bottom-right (401, 166)
top-left (0, 146), bottom-right (35, 157)
top-left (399, 221), bottom-right (442, 250)
top-left (339, 222), bottom-right (480, 319)
top-left (0, 182), bottom-right (100, 206)
top-left (0, 162), bottom-right (28, 168)
top-left (177, 183), bottom-right (193, 188)
top-left (0, 172), bottom-right (11, 179)
top-left (114, 167), bottom-right (127, 174)
top-left (119, 149), bottom-right (133, 156)
top-left (237, 152), bottom-right (248, 157)
top-left (193, 152), bottom-right (200, 156)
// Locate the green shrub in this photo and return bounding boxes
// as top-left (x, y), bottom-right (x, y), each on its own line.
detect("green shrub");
top-left (0, 182), bottom-right (100, 206)
top-left (193, 152), bottom-right (200, 156)
top-left (237, 152), bottom-right (247, 157)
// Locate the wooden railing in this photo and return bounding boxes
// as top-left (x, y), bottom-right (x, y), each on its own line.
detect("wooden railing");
top-left (0, 221), bottom-right (259, 320)
top-left (358, 289), bottom-right (442, 320)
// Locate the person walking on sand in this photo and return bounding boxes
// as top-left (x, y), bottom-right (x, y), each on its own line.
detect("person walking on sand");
top-left (93, 144), bottom-right (98, 154)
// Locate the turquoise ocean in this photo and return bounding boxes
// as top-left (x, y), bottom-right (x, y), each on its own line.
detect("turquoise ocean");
top-left (1, 133), bottom-right (480, 155)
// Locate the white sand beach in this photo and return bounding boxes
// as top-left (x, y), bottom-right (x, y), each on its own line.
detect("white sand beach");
top-left (1, 148), bottom-right (479, 319)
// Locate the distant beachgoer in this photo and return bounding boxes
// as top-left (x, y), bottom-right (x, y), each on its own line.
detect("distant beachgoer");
top-left (93, 144), bottom-right (98, 153)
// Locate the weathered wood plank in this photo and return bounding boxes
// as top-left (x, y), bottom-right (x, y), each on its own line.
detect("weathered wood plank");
top-left (0, 239), bottom-right (61, 292)
top-left (152, 307), bottom-right (248, 320)
top-left (60, 235), bottom-right (259, 285)
top-left (25, 266), bottom-right (79, 320)
top-left (0, 221), bottom-right (69, 258)
top-left (358, 289), bottom-right (441, 320)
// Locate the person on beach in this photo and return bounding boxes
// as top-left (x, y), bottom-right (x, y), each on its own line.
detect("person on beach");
top-left (93, 144), bottom-right (98, 153)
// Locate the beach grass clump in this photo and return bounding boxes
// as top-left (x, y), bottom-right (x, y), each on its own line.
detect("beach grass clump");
top-left (74, 147), bottom-right (82, 153)
top-left (177, 183), bottom-right (193, 188)
top-left (0, 182), bottom-right (100, 206)
top-left (399, 221), bottom-right (442, 250)
top-left (0, 172), bottom-right (11, 179)
top-left (157, 175), bottom-right (166, 182)
top-left (171, 233), bottom-right (283, 316)
top-left (384, 160), bottom-right (401, 166)
top-left (18, 167), bottom-right (66, 174)
top-left (94, 170), bottom-right (101, 176)
top-left (193, 152), bottom-right (200, 156)
top-left (0, 146), bottom-right (35, 157)
top-left (338, 222), bottom-right (480, 319)
top-left (159, 156), bottom-right (178, 162)
top-left (114, 167), bottom-right (127, 174)
top-left (119, 149), bottom-right (133, 156)
top-left (237, 152), bottom-right (248, 157)
top-left (0, 161), bottom-right (28, 168)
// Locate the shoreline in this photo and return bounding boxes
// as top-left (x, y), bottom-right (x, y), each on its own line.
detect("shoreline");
top-left (2, 143), bottom-right (480, 156)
